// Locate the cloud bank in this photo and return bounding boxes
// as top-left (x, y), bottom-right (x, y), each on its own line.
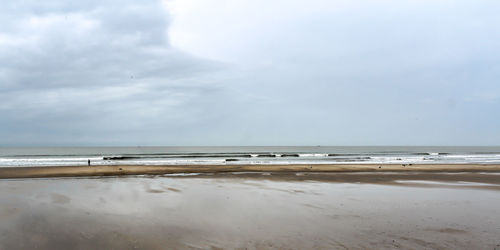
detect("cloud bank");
top-left (1, 0), bottom-right (499, 145)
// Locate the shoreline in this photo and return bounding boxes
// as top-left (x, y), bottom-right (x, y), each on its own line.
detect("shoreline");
top-left (1, 163), bottom-right (500, 179)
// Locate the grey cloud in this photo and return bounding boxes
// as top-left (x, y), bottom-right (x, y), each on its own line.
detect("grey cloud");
top-left (1, 0), bottom-right (499, 146)
top-left (0, 0), bottom-right (235, 145)
top-left (0, 1), bottom-right (218, 91)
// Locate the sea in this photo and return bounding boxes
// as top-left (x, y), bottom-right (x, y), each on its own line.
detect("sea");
top-left (1, 146), bottom-right (500, 167)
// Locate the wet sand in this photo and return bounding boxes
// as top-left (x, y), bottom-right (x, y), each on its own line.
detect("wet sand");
top-left (1, 172), bottom-right (500, 249)
top-left (1, 163), bottom-right (500, 179)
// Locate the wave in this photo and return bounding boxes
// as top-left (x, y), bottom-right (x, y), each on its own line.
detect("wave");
top-left (280, 154), bottom-right (300, 157)
top-left (3, 150), bottom-right (500, 167)
top-left (103, 154), bottom-right (254, 160)
top-left (103, 153), bottom-right (350, 160)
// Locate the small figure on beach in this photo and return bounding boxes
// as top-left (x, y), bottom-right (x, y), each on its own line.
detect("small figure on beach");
top-left (88, 159), bottom-right (91, 166)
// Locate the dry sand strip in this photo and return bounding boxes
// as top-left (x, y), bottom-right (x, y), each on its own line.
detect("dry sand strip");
top-left (1, 164), bottom-right (500, 179)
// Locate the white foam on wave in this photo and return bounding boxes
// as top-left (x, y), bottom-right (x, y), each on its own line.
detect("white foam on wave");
top-left (130, 159), bottom-right (227, 165)
top-left (368, 156), bottom-right (428, 164)
top-left (0, 156), bottom-right (102, 162)
top-left (163, 173), bottom-right (200, 177)
top-left (298, 154), bottom-right (329, 157)
top-left (2, 151), bottom-right (500, 167)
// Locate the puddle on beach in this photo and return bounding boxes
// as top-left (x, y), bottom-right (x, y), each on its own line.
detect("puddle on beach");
top-left (1, 174), bottom-right (500, 249)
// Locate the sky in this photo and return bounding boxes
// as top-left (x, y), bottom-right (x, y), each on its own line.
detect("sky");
top-left (0, 0), bottom-right (499, 146)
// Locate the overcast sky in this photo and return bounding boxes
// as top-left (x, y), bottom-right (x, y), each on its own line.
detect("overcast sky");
top-left (1, 0), bottom-right (499, 146)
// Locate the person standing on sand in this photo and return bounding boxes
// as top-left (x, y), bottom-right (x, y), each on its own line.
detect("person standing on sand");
top-left (88, 159), bottom-right (90, 166)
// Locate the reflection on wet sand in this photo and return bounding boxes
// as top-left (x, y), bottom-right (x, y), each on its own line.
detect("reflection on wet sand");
top-left (1, 173), bottom-right (500, 249)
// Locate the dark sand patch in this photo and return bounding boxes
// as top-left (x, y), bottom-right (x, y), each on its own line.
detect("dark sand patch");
top-left (166, 187), bottom-right (181, 192)
top-left (427, 227), bottom-right (468, 234)
top-left (181, 171), bottom-right (500, 190)
top-left (145, 189), bottom-right (164, 193)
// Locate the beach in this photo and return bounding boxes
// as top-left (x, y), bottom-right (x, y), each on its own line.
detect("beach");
top-left (1, 163), bottom-right (500, 179)
top-left (1, 148), bottom-right (500, 249)
top-left (1, 172), bottom-right (500, 249)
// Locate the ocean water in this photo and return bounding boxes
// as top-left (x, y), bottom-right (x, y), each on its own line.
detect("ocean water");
top-left (1, 146), bottom-right (500, 167)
